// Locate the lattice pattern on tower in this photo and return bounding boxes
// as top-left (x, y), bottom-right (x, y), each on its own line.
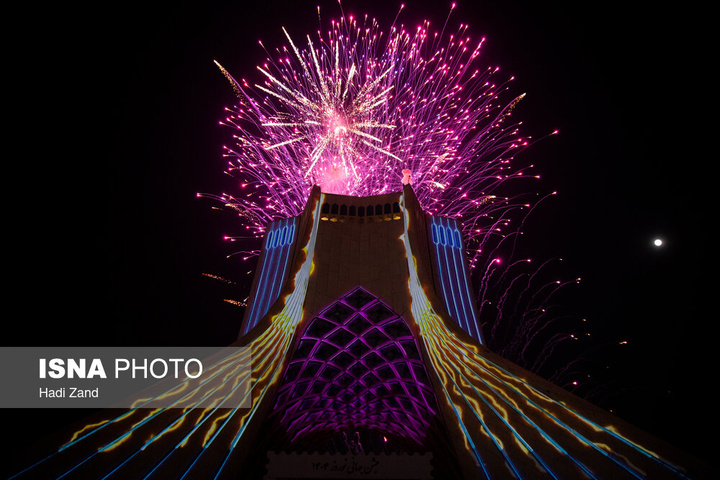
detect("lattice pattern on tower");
top-left (270, 287), bottom-right (439, 445)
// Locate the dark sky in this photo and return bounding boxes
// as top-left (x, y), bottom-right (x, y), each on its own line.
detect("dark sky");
top-left (6, 0), bottom-right (711, 467)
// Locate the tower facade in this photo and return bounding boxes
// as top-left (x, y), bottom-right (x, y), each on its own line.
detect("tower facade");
top-left (11, 185), bottom-right (708, 479)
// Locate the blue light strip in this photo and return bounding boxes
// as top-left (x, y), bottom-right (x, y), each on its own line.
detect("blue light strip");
top-left (430, 216), bottom-right (483, 344)
top-left (434, 218), bottom-right (464, 330)
top-left (243, 217), bottom-right (297, 334)
top-left (445, 218), bottom-right (471, 331)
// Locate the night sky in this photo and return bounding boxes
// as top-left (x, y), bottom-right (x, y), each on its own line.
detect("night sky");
top-left (6, 0), bottom-right (711, 471)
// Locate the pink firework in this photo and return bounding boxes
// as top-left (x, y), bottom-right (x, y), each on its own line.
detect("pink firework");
top-left (204, 6), bottom-right (552, 269)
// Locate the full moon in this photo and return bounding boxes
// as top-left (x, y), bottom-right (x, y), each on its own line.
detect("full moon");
top-left (653, 238), bottom-right (663, 247)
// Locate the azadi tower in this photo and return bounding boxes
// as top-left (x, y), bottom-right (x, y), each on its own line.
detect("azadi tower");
top-left (10, 185), bottom-right (711, 479)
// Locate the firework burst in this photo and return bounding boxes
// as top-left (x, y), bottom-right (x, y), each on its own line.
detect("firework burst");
top-left (202, 5), bottom-right (553, 272)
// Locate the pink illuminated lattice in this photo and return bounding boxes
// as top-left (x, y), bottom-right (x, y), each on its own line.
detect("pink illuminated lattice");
top-left (270, 287), bottom-right (439, 445)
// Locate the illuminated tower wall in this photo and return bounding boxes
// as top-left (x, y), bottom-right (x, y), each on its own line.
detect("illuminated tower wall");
top-left (10, 185), bottom-right (709, 480)
top-left (240, 188), bottom-right (484, 345)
